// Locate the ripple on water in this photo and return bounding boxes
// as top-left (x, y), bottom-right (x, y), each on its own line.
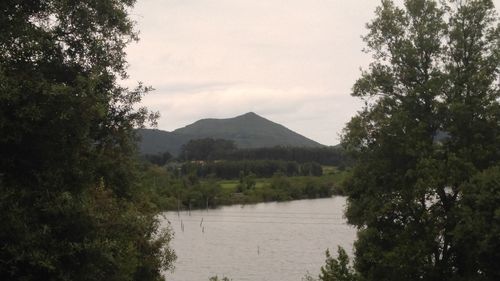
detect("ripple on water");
top-left (161, 197), bottom-right (356, 281)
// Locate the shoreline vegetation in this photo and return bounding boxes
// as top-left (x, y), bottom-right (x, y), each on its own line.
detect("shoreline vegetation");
top-left (139, 139), bottom-right (352, 211)
top-left (139, 160), bottom-right (351, 211)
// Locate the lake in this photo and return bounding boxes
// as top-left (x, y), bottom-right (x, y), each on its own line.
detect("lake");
top-left (161, 197), bottom-right (356, 281)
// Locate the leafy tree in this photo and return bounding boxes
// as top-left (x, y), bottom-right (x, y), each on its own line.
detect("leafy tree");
top-left (303, 248), bottom-right (357, 281)
top-left (237, 172), bottom-right (256, 193)
top-left (0, 1), bottom-right (174, 280)
top-left (200, 176), bottom-right (222, 208)
top-left (222, 146), bottom-right (349, 166)
top-left (270, 172), bottom-right (298, 200)
top-left (342, 0), bottom-right (500, 281)
top-left (181, 159), bottom-right (300, 179)
top-left (300, 162), bottom-right (323, 176)
top-left (319, 248), bottom-right (357, 281)
top-left (454, 165), bottom-right (500, 280)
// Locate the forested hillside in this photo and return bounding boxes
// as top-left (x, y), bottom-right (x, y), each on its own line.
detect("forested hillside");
top-left (138, 112), bottom-right (324, 155)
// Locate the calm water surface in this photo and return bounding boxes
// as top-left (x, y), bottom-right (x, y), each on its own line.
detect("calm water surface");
top-left (161, 197), bottom-right (356, 281)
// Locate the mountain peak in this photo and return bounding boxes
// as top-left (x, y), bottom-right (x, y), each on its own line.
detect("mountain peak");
top-left (244, 111), bottom-right (258, 116)
top-left (138, 112), bottom-right (324, 155)
top-left (238, 112), bottom-right (260, 118)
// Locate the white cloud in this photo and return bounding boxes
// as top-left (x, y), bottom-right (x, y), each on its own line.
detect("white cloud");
top-left (123, 0), bottom-right (378, 145)
top-left (124, 0), bottom-right (500, 145)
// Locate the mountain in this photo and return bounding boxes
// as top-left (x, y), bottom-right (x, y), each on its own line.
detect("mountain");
top-left (137, 112), bottom-right (324, 155)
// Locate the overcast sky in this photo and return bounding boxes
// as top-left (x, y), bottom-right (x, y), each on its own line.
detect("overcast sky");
top-left (124, 0), bottom-right (499, 146)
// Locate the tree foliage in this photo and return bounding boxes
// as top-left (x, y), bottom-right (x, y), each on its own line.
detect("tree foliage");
top-left (319, 248), bottom-right (357, 281)
top-left (181, 160), bottom-right (303, 179)
top-left (0, 1), bottom-right (174, 280)
top-left (342, 0), bottom-right (500, 280)
top-left (304, 247), bottom-right (357, 281)
top-left (222, 146), bottom-right (349, 167)
top-left (171, 140), bottom-right (350, 167)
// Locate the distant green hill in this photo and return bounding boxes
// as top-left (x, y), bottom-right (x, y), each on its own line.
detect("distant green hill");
top-left (137, 112), bottom-right (324, 155)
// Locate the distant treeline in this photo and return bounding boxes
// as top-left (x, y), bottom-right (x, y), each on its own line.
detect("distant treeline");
top-left (143, 138), bottom-right (350, 167)
top-left (220, 146), bottom-right (348, 166)
top-left (181, 160), bottom-right (323, 179)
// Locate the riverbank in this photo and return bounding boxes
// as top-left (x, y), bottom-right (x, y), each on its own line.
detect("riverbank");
top-left (139, 164), bottom-right (351, 211)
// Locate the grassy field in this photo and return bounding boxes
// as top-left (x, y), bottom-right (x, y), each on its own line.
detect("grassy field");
top-left (219, 178), bottom-right (270, 192)
top-left (214, 167), bottom-right (351, 194)
top-left (322, 165), bottom-right (338, 175)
